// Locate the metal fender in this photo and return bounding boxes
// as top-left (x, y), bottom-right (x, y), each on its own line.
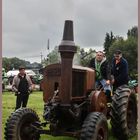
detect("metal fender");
top-left (89, 90), bottom-right (107, 115)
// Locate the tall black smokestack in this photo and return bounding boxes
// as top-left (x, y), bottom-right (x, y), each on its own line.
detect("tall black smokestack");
top-left (59, 20), bottom-right (77, 104)
top-left (63, 20), bottom-right (74, 41)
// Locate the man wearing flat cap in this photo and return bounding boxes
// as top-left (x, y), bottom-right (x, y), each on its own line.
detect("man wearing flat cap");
top-left (111, 50), bottom-right (129, 90)
top-left (12, 65), bottom-right (33, 110)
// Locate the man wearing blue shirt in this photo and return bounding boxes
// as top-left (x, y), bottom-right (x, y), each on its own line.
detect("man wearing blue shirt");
top-left (111, 50), bottom-right (129, 90)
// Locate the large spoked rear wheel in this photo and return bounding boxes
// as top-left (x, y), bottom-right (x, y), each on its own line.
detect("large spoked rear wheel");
top-left (111, 85), bottom-right (137, 140)
top-left (80, 112), bottom-right (108, 140)
top-left (5, 108), bottom-right (40, 140)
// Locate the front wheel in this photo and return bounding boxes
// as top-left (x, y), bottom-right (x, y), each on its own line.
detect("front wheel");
top-left (5, 108), bottom-right (41, 140)
top-left (80, 112), bottom-right (108, 140)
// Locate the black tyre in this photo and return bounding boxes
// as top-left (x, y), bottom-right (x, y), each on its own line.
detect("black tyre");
top-left (110, 85), bottom-right (137, 140)
top-left (80, 112), bottom-right (108, 140)
top-left (5, 108), bottom-right (40, 140)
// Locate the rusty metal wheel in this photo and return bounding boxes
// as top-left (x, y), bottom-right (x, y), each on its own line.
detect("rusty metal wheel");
top-left (80, 112), bottom-right (108, 140)
top-left (110, 85), bottom-right (137, 140)
top-left (5, 108), bottom-right (40, 140)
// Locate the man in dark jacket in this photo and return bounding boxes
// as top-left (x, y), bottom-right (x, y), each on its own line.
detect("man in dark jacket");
top-left (89, 51), bottom-right (111, 95)
top-left (12, 66), bottom-right (33, 110)
top-left (111, 50), bottom-right (129, 90)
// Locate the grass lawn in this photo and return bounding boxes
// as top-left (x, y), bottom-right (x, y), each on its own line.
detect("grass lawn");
top-left (2, 91), bottom-right (137, 140)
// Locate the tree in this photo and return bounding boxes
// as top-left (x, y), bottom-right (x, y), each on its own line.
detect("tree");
top-left (2, 57), bottom-right (26, 71)
top-left (2, 57), bottom-right (11, 71)
top-left (42, 46), bottom-right (60, 66)
top-left (127, 26), bottom-right (138, 38)
top-left (2, 57), bottom-right (42, 71)
top-left (104, 33), bottom-right (110, 53)
top-left (103, 31), bottom-right (115, 56)
top-left (80, 48), bottom-right (96, 66)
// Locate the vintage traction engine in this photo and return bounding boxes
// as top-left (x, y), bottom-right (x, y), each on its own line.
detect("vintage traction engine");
top-left (5, 20), bottom-right (137, 140)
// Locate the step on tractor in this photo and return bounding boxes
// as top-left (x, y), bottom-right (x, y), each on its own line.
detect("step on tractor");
top-left (5, 20), bottom-right (137, 140)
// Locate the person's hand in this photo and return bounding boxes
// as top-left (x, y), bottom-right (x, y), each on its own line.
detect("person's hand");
top-left (15, 91), bottom-right (20, 96)
top-left (110, 75), bottom-right (115, 84)
top-left (28, 89), bottom-right (32, 94)
top-left (28, 88), bottom-right (33, 94)
top-left (28, 87), bottom-right (33, 94)
top-left (106, 80), bottom-right (110, 85)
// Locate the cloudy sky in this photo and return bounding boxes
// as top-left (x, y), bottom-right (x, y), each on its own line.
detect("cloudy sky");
top-left (3, 0), bottom-right (137, 63)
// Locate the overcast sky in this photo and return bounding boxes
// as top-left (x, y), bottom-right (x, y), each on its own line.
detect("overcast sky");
top-left (3, 0), bottom-right (137, 63)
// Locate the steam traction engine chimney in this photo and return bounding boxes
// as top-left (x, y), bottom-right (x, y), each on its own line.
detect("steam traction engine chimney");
top-left (59, 20), bottom-right (77, 104)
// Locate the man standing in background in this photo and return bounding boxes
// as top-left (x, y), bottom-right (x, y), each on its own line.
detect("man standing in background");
top-left (12, 66), bottom-right (33, 110)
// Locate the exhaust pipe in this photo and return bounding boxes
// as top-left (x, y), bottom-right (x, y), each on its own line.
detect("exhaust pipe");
top-left (59, 20), bottom-right (77, 104)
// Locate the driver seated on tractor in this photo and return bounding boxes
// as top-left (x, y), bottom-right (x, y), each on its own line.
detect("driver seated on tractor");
top-left (89, 51), bottom-right (111, 97)
top-left (111, 50), bottom-right (129, 91)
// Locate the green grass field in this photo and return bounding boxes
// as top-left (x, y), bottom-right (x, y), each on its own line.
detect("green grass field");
top-left (2, 91), bottom-right (137, 140)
